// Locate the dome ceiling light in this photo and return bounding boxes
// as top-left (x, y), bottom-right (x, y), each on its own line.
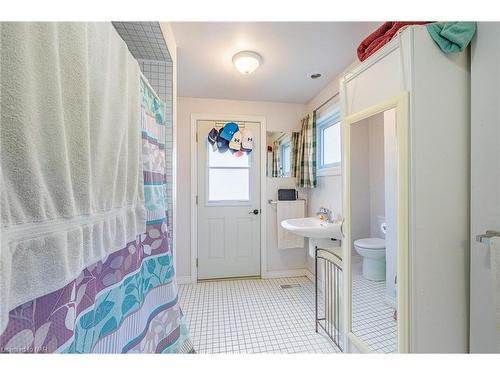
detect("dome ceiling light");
top-left (232, 51), bottom-right (263, 75)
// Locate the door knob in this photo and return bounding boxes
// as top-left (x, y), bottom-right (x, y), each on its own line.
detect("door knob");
top-left (249, 209), bottom-right (260, 215)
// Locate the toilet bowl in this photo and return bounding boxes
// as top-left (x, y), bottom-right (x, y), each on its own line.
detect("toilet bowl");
top-left (354, 238), bottom-right (386, 281)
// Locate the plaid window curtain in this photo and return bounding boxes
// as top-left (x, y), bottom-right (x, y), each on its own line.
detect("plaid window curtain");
top-left (271, 140), bottom-right (281, 177)
top-left (290, 131), bottom-right (300, 178)
top-left (295, 113), bottom-right (317, 188)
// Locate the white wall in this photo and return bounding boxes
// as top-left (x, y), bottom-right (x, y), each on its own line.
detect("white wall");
top-left (304, 62), bottom-right (388, 277)
top-left (350, 118), bottom-right (371, 245)
top-left (304, 61), bottom-right (360, 272)
top-left (349, 114), bottom-right (386, 243)
top-left (176, 96), bottom-right (306, 280)
top-left (368, 114), bottom-right (385, 238)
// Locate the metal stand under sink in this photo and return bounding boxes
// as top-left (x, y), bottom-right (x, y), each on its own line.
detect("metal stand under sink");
top-left (315, 243), bottom-right (343, 352)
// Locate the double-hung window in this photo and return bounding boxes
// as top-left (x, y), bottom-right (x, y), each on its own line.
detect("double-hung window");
top-left (316, 109), bottom-right (341, 175)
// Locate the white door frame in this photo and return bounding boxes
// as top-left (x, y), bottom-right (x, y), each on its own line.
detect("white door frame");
top-left (190, 113), bottom-right (267, 283)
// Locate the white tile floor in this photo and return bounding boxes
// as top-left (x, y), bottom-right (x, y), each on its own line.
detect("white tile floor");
top-left (351, 254), bottom-right (397, 353)
top-left (178, 277), bottom-right (340, 354)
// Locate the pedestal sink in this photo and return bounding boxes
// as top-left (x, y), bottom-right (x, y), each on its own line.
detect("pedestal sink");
top-left (281, 217), bottom-right (343, 258)
top-left (281, 217), bottom-right (342, 239)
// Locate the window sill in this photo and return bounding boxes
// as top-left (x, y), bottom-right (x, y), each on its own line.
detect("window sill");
top-left (317, 166), bottom-right (342, 177)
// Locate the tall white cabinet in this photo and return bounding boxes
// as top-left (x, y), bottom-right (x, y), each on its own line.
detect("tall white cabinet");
top-left (341, 25), bottom-right (470, 353)
top-left (469, 22), bottom-right (500, 353)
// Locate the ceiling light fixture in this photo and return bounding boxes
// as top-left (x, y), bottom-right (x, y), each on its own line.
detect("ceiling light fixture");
top-left (232, 51), bottom-right (262, 75)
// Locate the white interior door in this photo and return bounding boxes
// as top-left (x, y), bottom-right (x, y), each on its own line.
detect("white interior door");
top-left (196, 120), bottom-right (261, 280)
top-left (470, 23), bottom-right (500, 353)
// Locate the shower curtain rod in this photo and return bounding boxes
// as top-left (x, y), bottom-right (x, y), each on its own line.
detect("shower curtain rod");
top-left (140, 71), bottom-right (161, 102)
top-left (314, 91), bottom-right (340, 113)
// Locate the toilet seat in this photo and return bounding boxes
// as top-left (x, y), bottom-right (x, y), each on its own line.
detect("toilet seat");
top-left (354, 237), bottom-right (385, 249)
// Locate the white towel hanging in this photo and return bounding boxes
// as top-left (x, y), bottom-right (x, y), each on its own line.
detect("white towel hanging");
top-left (489, 236), bottom-right (500, 351)
top-left (276, 201), bottom-right (305, 249)
top-left (0, 22), bottom-right (146, 335)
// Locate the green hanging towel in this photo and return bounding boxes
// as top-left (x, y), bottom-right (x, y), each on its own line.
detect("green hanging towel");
top-left (426, 22), bottom-right (477, 53)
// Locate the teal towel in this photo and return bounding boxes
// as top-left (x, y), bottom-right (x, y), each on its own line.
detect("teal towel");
top-left (426, 22), bottom-right (477, 53)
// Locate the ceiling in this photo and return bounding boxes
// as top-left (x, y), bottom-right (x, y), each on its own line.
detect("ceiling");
top-left (113, 22), bottom-right (171, 62)
top-left (171, 22), bottom-right (380, 104)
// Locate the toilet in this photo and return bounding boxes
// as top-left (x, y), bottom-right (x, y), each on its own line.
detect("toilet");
top-left (354, 216), bottom-right (386, 281)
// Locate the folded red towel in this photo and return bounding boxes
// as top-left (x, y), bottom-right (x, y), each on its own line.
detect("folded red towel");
top-left (357, 22), bottom-right (430, 62)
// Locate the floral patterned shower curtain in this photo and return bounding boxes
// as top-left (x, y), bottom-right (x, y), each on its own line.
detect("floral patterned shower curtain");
top-left (0, 79), bottom-right (193, 354)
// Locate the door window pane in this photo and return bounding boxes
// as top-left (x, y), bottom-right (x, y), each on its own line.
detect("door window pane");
top-left (208, 168), bottom-right (250, 201)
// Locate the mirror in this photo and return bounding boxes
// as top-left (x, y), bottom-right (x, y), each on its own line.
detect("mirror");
top-left (344, 93), bottom-right (409, 353)
top-left (266, 131), bottom-right (298, 178)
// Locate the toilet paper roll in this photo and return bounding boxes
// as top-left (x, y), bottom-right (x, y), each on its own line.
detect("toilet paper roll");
top-left (380, 222), bottom-right (387, 234)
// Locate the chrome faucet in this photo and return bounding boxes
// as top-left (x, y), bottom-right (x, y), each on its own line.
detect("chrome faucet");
top-left (316, 207), bottom-right (333, 223)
